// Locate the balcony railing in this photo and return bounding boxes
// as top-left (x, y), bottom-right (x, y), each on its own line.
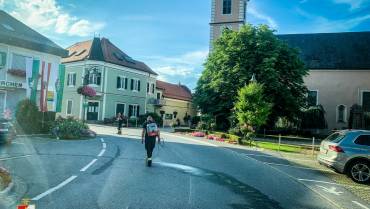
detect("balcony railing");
top-left (148, 98), bottom-right (166, 106)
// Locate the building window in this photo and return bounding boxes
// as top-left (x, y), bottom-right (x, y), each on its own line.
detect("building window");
top-left (67, 73), bottom-right (76, 87)
top-left (116, 103), bottom-right (126, 115)
top-left (222, 0), bottom-right (232, 14)
top-left (88, 72), bottom-right (101, 86)
top-left (354, 135), bottom-right (370, 146)
top-left (128, 104), bottom-right (140, 117)
top-left (147, 82), bottom-right (150, 93)
top-left (117, 76), bottom-right (127, 90)
top-left (0, 51), bottom-right (7, 68)
top-left (66, 100), bottom-right (73, 115)
top-left (165, 114), bottom-right (173, 120)
top-left (307, 90), bottom-right (318, 106)
top-left (337, 105), bottom-right (346, 123)
top-left (362, 92), bottom-right (370, 112)
top-left (11, 53), bottom-right (28, 71)
top-left (151, 83), bottom-right (155, 94)
top-left (130, 79), bottom-right (141, 91)
top-left (157, 93), bottom-right (161, 100)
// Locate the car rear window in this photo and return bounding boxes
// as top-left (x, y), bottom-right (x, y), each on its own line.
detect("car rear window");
top-left (354, 135), bottom-right (370, 146)
top-left (325, 132), bottom-right (346, 143)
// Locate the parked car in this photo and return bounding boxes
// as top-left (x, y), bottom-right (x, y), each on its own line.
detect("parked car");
top-left (0, 119), bottom-right (16, 145)
top-left (318, 130), bottom-right (370, 184)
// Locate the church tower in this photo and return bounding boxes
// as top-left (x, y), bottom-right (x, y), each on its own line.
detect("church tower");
top-left (210, 0), bottom-right (249, 50)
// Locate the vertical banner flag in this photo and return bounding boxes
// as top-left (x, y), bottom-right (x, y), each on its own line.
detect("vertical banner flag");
top-left (43, 63), bottom-right (51, 112)
top-left (56, 64), bottom-right (65, 112)
top-left (30, 60), bottom-right (40, 103)
top-left (25, 57), bottom-right (33, 97)
top-left (47, 63), bottom-right (58, 111)
top-left (39, 61), bottom-right (45, 112)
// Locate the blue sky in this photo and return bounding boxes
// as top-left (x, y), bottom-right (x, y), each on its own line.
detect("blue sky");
top-left (1, 0), bottom-right (370, 90)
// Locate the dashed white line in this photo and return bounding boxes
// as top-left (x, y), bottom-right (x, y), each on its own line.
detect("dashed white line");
top-left (80, 159), bottom-right (98, 172)
top-left (102, 143), bottom-right (106, 149)
top-left (100, 138), bottom-right (105, 143)
top-left (352, 201), bottom-right (370, 209)
top-left (264, 162), bottom-right (334, 172)
top-left (98, 149), bottom-right (106, 157)
top-left (32, 175), bottom-right (77, 201)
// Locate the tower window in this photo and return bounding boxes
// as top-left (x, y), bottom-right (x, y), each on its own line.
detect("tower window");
top-left (223, 0), bottom-right (232, 14)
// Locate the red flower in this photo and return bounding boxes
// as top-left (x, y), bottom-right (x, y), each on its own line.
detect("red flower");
top-left (77, 86), bottom-right (96, 97)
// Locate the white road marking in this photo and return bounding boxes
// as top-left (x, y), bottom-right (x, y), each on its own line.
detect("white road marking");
top-left (228, 149), bottom-right (344, 209)
top-left (316, 185), bottom-right (343, 196)
top-left (12, 142), bottom-right (25, 145)
top-left (242, 153), bottom-right (316, 162)
top-left (162, 133), bottom-right (218, 147)
top-left (32, 175), bottom-right (77, 201)
top-left (100, 138), bottom-right (104, 143)
top-left (0, 155), bottom-right (32, 161)
top-left (298, 178), bottom-right (370, 189)
top-left (263, 162), bottom-right (334, 172)
top-left (80, 159), bottom-right (98, 172)
top-left (98, 149), bottom-right (106, 157)
top-left (352, 201), bottom-right (370, 209)
top-left (102, 143), bottom-right (106, 149)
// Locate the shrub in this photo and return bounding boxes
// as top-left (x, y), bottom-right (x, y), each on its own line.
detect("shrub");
top-left (53, 117), bottom-right (91, 139)
top-left (15, 99), bottom-right (56, 134)
top-left (191, 116), bottom-right (200, 127)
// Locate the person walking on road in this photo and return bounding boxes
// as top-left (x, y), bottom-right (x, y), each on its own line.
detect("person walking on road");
top-left (117, 112), bottom-right (124, 135)
top-left (141, 115), bottom-right (160, 167)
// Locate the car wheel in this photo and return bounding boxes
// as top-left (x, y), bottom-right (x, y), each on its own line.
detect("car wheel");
top-left (348, 161), bottom-right (370, 184)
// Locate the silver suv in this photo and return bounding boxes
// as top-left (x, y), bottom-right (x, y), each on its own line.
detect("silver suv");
top-left (318, 130), bottom-right (370, 184)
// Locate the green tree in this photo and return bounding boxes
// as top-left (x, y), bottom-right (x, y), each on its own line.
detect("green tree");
top-left (235, 83), bottom-right (272, 131)
top-left (194, 24), bottom-right (308, 129)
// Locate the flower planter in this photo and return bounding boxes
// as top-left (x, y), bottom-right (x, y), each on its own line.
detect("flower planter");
top-left (7, 69), bottom-right (26, 77)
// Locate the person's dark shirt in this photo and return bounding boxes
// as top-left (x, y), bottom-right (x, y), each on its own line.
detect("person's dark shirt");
top-left (142, 121), bottom-right (158, 138)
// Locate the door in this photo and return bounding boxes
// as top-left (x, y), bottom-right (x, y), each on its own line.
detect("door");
top-left (0, 91), bottom-right (5, 116)
top-left (87, 102), bottom-right (99, 120)
top-left (116, 103), bottom-right (125, 115)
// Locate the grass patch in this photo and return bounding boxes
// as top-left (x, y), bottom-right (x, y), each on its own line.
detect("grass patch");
top-left (0, 168), bottom-right (11, 190)
top-left (241, 140), bottom-right (302, 153)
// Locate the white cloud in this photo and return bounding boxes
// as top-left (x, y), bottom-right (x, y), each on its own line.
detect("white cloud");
top-left (248, 5), bottom-right (278, 29)
top-left (0, 0), bottom-right (4, 7)
top-left (144, 50), bottom-right (208, 84)
top-left (296, 7), bottom-right (370, 32)
top-left (333, 0), bottom-right (369, 10)
top-left (4, 0), bottom-right (104, 37)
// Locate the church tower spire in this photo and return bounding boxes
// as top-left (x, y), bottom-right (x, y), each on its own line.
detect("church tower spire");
top-left (210, 0), bottom-right (249, 50)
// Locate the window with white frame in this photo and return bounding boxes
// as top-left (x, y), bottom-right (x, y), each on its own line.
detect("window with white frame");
top-left (337, 105), bottom-right (346, 123)
top-left (130, 79), bottom-right (141, 91)
top-left (151, 83), bottom-right (155, 94)
top-left (307, 90), bottom-right (318, 106)
top-left (11, 53), bottom-right (28, 70)
top-left (128, 104), bottom-right (140, 117)
top-left (88, 72), bottom-right (101, 86)
top-left (222, 0), bottom-right (232, 14)
top-left (67, 73), bottom-right (76, 87)
top-left (117, 76), bottom-right (128, 90)
top-left (66, 100), bottom-right (73, 115)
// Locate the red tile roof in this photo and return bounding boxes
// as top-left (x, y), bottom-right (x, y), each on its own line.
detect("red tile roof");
top-left (156, 80), bottom-right (192, 102)
top-left (62, 38), bottom-right (157, 75)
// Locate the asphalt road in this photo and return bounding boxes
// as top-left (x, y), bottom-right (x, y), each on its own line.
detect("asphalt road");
top-left (0, 125), bottom-right (369, 209)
